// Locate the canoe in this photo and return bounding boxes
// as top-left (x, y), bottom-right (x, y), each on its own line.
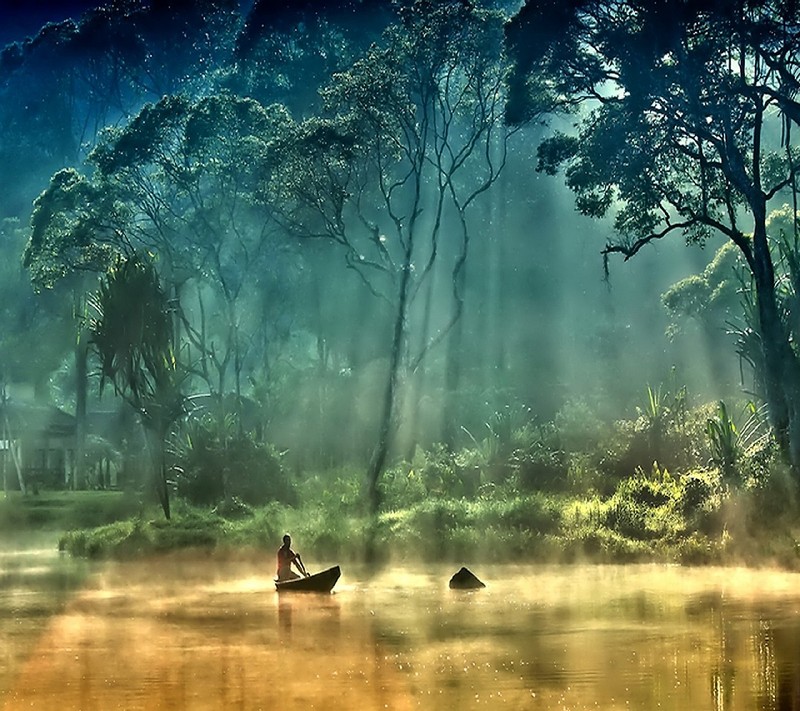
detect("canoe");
top-left (275, 565), bottom-right (341, 593)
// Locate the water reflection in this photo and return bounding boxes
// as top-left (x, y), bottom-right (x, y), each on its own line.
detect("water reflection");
top-left (2, 558), bottom-right (800, 710)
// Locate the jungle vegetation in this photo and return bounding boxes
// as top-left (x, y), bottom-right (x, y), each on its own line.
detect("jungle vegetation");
top-left (2, 0), bottom-right (800, 565)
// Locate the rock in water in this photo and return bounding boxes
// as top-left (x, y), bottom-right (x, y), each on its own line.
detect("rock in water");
top-left (449, 566), bottom-right (485, 589)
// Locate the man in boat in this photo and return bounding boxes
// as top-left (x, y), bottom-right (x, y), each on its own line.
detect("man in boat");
top-left (276, 534), bottom-right (309, 581)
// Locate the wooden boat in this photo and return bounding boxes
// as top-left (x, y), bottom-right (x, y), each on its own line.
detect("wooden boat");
top-left (275, 565), bottom-right (341, 593)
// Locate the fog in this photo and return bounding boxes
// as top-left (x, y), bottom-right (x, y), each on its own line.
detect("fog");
top-left (6, 545), bottom-right (800, 710)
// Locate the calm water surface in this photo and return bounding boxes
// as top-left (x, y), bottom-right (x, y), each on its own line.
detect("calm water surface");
top-left (2, 543), bottom-right (800, 710)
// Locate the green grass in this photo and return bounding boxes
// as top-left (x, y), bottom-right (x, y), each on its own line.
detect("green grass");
top-left (9, 461), bottom-right (800, 570)
top-left (45, 488), bottom-right (723, 565)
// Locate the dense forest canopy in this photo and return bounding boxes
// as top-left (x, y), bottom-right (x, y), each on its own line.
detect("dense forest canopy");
top-left (4, 0), bottom-right (799, 536)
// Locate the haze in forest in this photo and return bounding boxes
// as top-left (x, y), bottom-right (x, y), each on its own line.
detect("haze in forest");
top-left (0, 0), bottom-right (736, 440)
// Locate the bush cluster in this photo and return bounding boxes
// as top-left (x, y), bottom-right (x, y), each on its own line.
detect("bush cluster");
top-left (172, 414), bottom-right (295, 508)
top-left (52, 388), bottom-right (800, 568)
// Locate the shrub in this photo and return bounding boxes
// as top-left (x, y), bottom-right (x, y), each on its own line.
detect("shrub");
top-left (213, 496), bottom-right (254, 519)
top-left (554, 399), bottom-right (609, 453)
top-left (603, 497), bottom-right (652, 539)
top-left (380, 445), bottom-right (486, 508)
top-left (616, 468), bottom-right (675, 507)
top-left (679, 470), bottom-right (717, 515)
top-left (602, 464), bottom-right (686, 541)
top-left (479, 493), bottom-right (562, 533)
top-left (172, 414), bottom-right (295, 507)
top-left (511, 441), bottom-right (568, 492)
top-left (380, 461), bottom-right (428, 509)
top-left (676, 533), bottom-right (721, 565)
top-left (561, 526), bottom-right (651, 563)
top-left (746, 458), bottom-right (798, 527)
top-left (299, 469), bottom-right (366, 516)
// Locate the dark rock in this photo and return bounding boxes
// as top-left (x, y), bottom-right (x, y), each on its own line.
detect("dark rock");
top-left (449, 566), bottom-right (485, 589)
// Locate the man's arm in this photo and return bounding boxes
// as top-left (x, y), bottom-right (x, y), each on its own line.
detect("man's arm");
top-left (294, 554), bottom-right (309, 576)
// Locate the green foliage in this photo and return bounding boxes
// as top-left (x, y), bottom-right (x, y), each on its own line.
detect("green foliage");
top-left (603, 465), bottom-right (672, 540)
top-left (88, 254), bottom-right (183, 429)
top-left (676, 533), bottom-right (723, 565)
top-left (18, 399), bottom-right (800, 569)
top-left (600, 463), bottom-right (717, 543)
top-left (680, 471), bottom-right (717, 515)
top-left (507, 0), bottom-right (800, 250)
top-left (553, 400), bottom-right (608, 453)
top-left (269, 1), bottom-right (515, 499)
top-left (457, 402), bottom-right (569, 493)
top-left (379, 492), bottom-right (562, 562)
top-left (705, 400), bottom-right (773, 485)
top-left (661, 242), bottom-right (743, 337)
top-left (213, 496), bottom-right (254, 519)
top-left (172, 413), bottom-right (294, 508)
top-left (706, 401), bottom-right (740, 480)
top-left (59, 509), bottom-right (227, 558)
top-left (380, 445), bottom-right (484, 508)
top-left (578, 380), bottom-right (701, 486)
top-left (507, 0), bottom-right (800, 473)
top-left (745, 458), bottom-right (798, 530)
top-left (380, 458), bottom-right (433, 509)
top-left (637, 382), bottom-right (687, 436)
top-left (88, 253), bottom-right (184, 519)
top-left (25, 169), bottom-right (118, 289)
top-left (509, 433), bottom-right (568, 492)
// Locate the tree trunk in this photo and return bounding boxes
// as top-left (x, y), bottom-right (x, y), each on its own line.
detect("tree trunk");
top-left (441, 307), bottom-right (465, 448)
top-left (75, 328), bottom-right (88, 490)
top-left (6, 419), bottom-right (26, 496)
top-left (156, 437), bottom-right (171, 520)
top-left (366, 257), bottom-right (414, 522)
top-left (1, 401), bottom-right (6, 497)
top-left (751, 205), bottom-right (800, 472)
top-left (146, 425), bottom-right (171, 520)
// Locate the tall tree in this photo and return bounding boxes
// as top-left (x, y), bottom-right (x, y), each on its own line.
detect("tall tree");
top-left (274, 0), bottom-right (514, 514)
top-left (0, 0), bottom-right (239, 219)
top-left (230, 0), bottom-right (389, 114)
top-left (506, 0), bottom-right (800, 473)
top-left (25, 93), bottom-right (295, 404)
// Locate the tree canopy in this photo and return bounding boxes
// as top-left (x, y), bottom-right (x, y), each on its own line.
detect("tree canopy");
top-left (506, 0), bottom-right (800, 472)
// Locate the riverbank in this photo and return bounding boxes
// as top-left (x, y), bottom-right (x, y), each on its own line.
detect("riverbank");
top-left (41, 481), bottom-right (800, 570)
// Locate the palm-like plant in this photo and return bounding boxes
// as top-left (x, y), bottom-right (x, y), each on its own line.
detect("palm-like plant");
top-left (87, 254), bottom-right (184, 518)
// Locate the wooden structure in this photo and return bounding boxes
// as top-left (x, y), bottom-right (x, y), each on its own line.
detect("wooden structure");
top-left (1, 400), bottom-right (77, 492)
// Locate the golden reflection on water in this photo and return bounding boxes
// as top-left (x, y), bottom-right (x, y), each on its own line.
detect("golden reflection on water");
top-left (2, 554), bottom-right (800, 710)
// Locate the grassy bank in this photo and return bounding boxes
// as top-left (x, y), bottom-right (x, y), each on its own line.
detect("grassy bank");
top-left (16, 390), bottom-right (800, 569)
top-left (51, 470), bottom-right (800, 569)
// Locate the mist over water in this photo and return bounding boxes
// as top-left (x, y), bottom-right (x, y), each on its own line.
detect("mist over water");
top-left (3, 547), bottom-right (800, 711)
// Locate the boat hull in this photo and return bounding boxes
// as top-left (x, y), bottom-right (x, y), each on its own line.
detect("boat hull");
top-left (275, 565), bottom-right (341, 593)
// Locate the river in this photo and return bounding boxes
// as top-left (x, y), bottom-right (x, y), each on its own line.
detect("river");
top-left (2, 543), bottom-right (800, 710)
